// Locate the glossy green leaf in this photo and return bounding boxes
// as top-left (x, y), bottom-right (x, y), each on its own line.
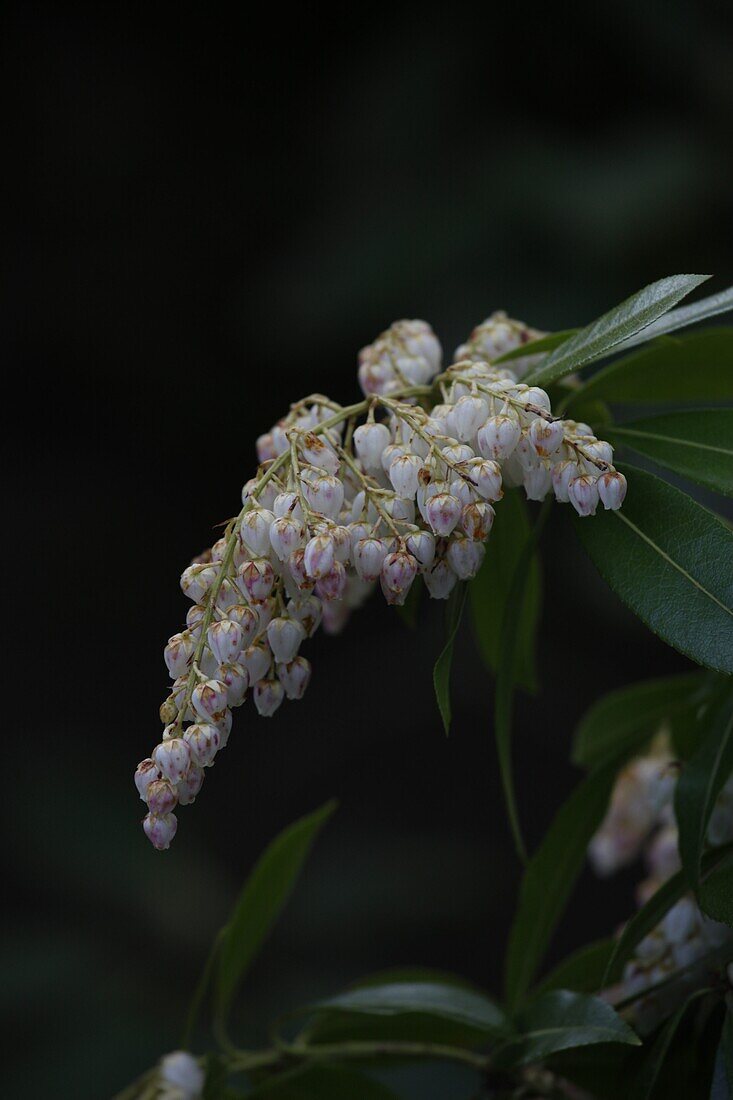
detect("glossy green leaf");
top-left (532, 939), bottom-right (616, 999)
top-left (572, 672), bottom-right (707, 769)
top-left (469, 490), bottom-right (541, 692)
top-left (572, 465), bottom-right (733, 675)
top-left (567, 329), bottom-right (733, 407)
top-left (526, 274), bottom-right (709, 388)
top-left (246, 1064), bottom-right (398, 1099)
top-left (492, 991), bottom-right (639, 1070)
top-left (505, 761), bottom-right (617, 1010)
top-left (433, 583), bottom-right (467, 735)
top-left (699, 858), bottom-right (733, 927)
top-left (632, 988), bottom-right (713, 1100)
top-left (215, 801), bottom-right (336, 1022)
top-left (493, 329), bottom-right (578, 364)
top-left (614, 285), bottom-right (733, 352)
top-left (606, 410), bottom-right (733, 497)
top-left (309, 981), bottom-right (507, 1037)
top-left (675, 692), bottom-right (733, 890)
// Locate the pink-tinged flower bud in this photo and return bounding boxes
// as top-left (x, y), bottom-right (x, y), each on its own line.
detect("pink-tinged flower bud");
top-left (461, 501), bottom-right (495, 541)
top-left (287, 595), bottom-right (322, 637)
top-left (449, 395), bottom-right (489, 441)
top-left (314, 560), bottom-right (347, 601)
top-left (551, 460), bottom-right (579, 503)
top-left (381, 550), bottom-right (418, 597)
top-left (210, 537), bottom-right (228, 563)
top-left (423, 559), bottom-right (458, 599)
top-left (389, 454), bottom-right (423, 499)
top-left (143, 812), bottom-right (178, 851)
top-left (528, 417), bottom-right (564, 456)
top-left (450, 476), bottom-right (474, 508)
top-left (255, 596), bottom-right (277, 631)
top-left (350, 489), bottom-right (378, 525)
top-left (471, 459), bottom-right (503, 502)
top-left (348, 520), bottom-right (372, 549)
top-left (477, 416), bottom-right (521, 461)
top-left (180, 563), bottom-right (218, 603)
top-left (304, 534), bottom-right (336, 579)
top-left (353, 422), bottom-right (391, 471)
top-left (240, 508), bottom-right (275, 556)
top-left (277, 657), bottom-right (312, 700)
top-left (183, 723), bottom-right (221, 767)
top-left (354, 537), bottom-right (388, 581)
top-left (426, 492), bottom-right (462, 536)
top-left (286, 548), bottom-right (316, 592)
top-left (269, 515), bottom-right (304, 561)
top-left (169, 677), bottom-right (194, 722)
top-left (525, 386), bottom-right (552, 414)
top-left (256, 432), bottom-right (277, 463)
top-left (405, 530), bottom-right (435, 570)
top-left (568, 475), bottom-right (600, 517)
top-left (382, 442), bottom-right (410, 474)
top-left (242, 642), bottom-right (271, 683)
top-left (191, 679), bottom-right (228, 724)
top-left (266, 617), bottom-right (306, 663)
top-left (147, 778), bottom-right (178, 816)
top-left (447, 535), bottom-right (485, 579)
top-left (238, 558), bottom-right (275, 602)
top-left (176, 761), bottom-right (204, 805)
top-left (186, 604), bottom-right (206, 637)
top-left (164, 631), bottom-right (196, 678)
top-left (135, 758), bottom-right (159, 801)
top-left (254, 678), bottom-right (285, 717)
top-left (584, 440), bottom-right (614, 467)
top-left (226, 604), bottom-right (259, 644)
top-left (523, 465), bottom-right (552, 501)
top-left (514, 434), bottom-right (540, 471)
top-left (273, 491), bottom-right (303, 520)
top-left (303, 474), bottom-right (344, 519)
top-left (216, 662), bottom-right (249, 707)
top-left (383, 495), bottom-right (415, 524)
top-left (207, 619), bottom-right (244, 664)
top-left (152, 738), bottom-right (191, 784)
top-left (159, 1052), bottom-right (204, 1097)
top-left (598, 470), bottom-right (627, 511)
top-left (331, 525), bottom-right (352, 563)
top-left (215, 577), bottom-right (241, 612)
top-left (300, 431), bottom-right (340, 474)
top-left (160, 696), bottom-right (178, 724)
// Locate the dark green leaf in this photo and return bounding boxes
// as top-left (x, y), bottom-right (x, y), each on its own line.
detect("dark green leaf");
top-left (526, 275), bottom-right (710, 388)
top-left (309, 981), bottom-right (507, 1037)
top-left (719, 1006), bottom-right (733, 1096)
top-left (215, 801), bottom-right (336, 1023)
top-left (614, 285), bottom-right (733, 352)
top-left (699, 858), bottom-right (733, 927)
top-left (505, 761), bottom-right (617, 1010)
top-left (606, 410), bottom-right (733, 497)
top-left (675, 692), bottom-right (733, 889)
top-left (632, 988), bottom-right (712, 1100)
top-left (202, 1052), bottom-right (228, 1100)
top-left (469, 490), bottom-right (541, 692)
top-left (433, 584), bottom-right (467, 735)
top-left (493, 329), bottom-right (578, 364)
top-left (567, 329), bottom-right (733, 407)
top-left (492, 991), bottom-right (639, 1070)
top-left (532, 939), bottom-right (616, 999)
top-left (572, 672), bottom-right (707, 769)
top-left (246, 1064), bottom-right (398, 1099)
top-left (572, 465), bottom-right (733, 675)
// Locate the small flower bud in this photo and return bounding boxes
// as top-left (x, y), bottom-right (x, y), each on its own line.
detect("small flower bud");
top-left (568, 474), bottom-right (600, 517)
top-left (477, 416), bottom-right (520, 461)
top-left (381, 549), bottom-right (418, 597)
top-left (191, 679), bottom-right (229, 724)
top-left (255, 596), bottom-right (277, 631)
top-left (215, 577), bottom-right (241, 612)
top-left (449, 394), bottom-right (489, 441)
top-left (164, 631), bottom-right (196, 679)
top-left (152, 738), bottom-right (191, 784)
top-left (314, 559), bottom-right (347, 601)
top-left (186, 604), bottom-right (206, 636)
top-left (389, 453), bottom-right (423, 499)
top-left (177, 761), bottom-right (204, 805)
top-left (551, 460), bottom-right (579, 503)
top-left (331, 524), bottom-right (352, 563)
top-left (426, 492), bottom-right (462, 536)
top-left (461, 501), bottom-right (495, 540)
top-left (286, 548), bottom-right (316, 591)
top-left (135, 758), bottom-right (159, 801)
top-left (206, 619), bottom-right (244, 664)
top-left (523, 465), bottom-right (552, 501)
top-left (405, 529), bottom-right (436, 570)
top-left (269, 514), bottom-right (304, 561)
top-left (353, 422), bottom-right (391, 471)
top-left (266, 616), bottom-right (306, 662)
top-left (423, 559), bottom-right (458, 599)
top-left (598, 470), bottom-right (627, 511)
top-left (254, 678), bottom-right (285, 716)
top-left (143, 812), bottom-right (178, 851)
top-left (242, 643), bottom-right (271, 683)
top-left (217, 661), bottom-right (249, 706)
top-left (147, 778), bottom-right (178, 816)
top-left (303, 473), bottom-right (345, 518)
top-left (447, 535), bottom-right (485, 579)
top-left (238, 558), bottom-right (275, 602)
top-left (159, 696), bottom-right (178, 725)
top-left (304, 533), bottom-right (336, 579)
top-left (299, 431), bottom-right (340, 474)
top-left (287, 595), bottom-right (323, 637)
top-left (226, 604), bottom-right (259, 644)
top-left (180, 563), bottom-right (218, 603)
top-left (584, 440), bottom-right (614, 467)
top-left (528, 417), bottom-right (564, 456)
top-left (183, 723), bottom-right (221, 767)
top-left (240, 508), bottom-right (275, 555)
top-left (354, 537), bottom-right (388, 581)
top-left (159, 1051), bottom-right (204, 1097)
top-left (273, 491), bottom-right (303, 520)
top-left (277, 656), bottom-right (312, 700)
top-left (514, 434), bottom-right (540, 471)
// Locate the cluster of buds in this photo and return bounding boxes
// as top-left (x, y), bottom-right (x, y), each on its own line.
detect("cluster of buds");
top-left (590, 733), bottom-right (733, 1031)
top-left (138, 312), bottom-right (627, 848)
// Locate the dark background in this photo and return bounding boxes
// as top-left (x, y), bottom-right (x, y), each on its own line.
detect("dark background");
top-left (5, 4), bottom-right (733, 1097)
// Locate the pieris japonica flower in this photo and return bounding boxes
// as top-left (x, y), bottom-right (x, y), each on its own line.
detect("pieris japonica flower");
top-left (138, 309), bottom-right (625, 848)
top-left (158, 1051), bottom-right (204, 1099)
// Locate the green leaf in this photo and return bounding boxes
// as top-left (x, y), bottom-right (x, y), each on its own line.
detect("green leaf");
top-left (606, 410), bottom-right (733, 498)
top-left (469, 489), bottom-right (541, 692)
top-left (699, 856), bottom-right (733, 927)
top-left (493, 329), bottom-right (578, 364)
top-left (202, 1052), bottom-right (228, 1100)
top-left (614, 285), bottom-right (733, 352)
top-left (525, 274), bottom-right (710, 388)
top-left (309, 981), bottom-right (507, 1037)
top-left (675, 692), bottom-right (733, 890)
top-left (572, 465), bottom-right (733, 675)
top-left (505, 761), bottom-right (617, 1010)
top-left (572, 672), bottom-right (707, 769)
top-left (631, 988), bottom-right (713, 1100)
top-left (492, 991), bottom-right (639, 1070)
top-left (718, 1006), bottom-right (733, 1097)
top-left (215, 801), bottom-right (336, 1023)
top-left (246, 1064), bottom-right (398, 1099)
top-left (566, 328), bottom-right (733, 407)
top-left (433, 583), bottom-right (467, 735)
top-left (532, 939), bottom-right (616, 999)
top-left (395, 575), bottom-right (422, 628)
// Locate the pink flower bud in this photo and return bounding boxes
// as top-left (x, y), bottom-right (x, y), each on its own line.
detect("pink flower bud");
top-left (584, 440), bottom-right (614, 467)
top-left (273, 491), bottom-right (304, 520)
top-left (381, 550), bottom-right (418, 597)
top-left (164, 631), bottom-right (196, 678)
top-left (461, 501), bottom-right (495, 540)
top-left (180, 563), bottom-right (218, 603)
top-left (568, 475), bottom-right (600, 517)
top-left (135, 758), bottom-right (159, 801)
top-left (254, 678), bottom-right (285, 717)
top-left (447, 535), bottom-right (485, 579)
top-left (389, 454), bottom-right (423, 499)
top-left (354, 537), bottom-right (388, 581)
top-left (303, 474), bottom-right (344, 519)
top-left (523, 465), bottom-right (552, 501)
top-left (314, 559), bottom-right (347, 601)
top-left (405, 530), bottom-right (435, 570)
top-left (299, 431), bottom-right (340, 474)
top-left (598, 470), bottom-right (627, 511)
top-left (424, 559), bottom-right (458, 599)
top-left (240, 508), bottom-right (275, 555)
top-left (348, 520), bottom-right (372, 549)
top-left (287, 595), bottom-right (322, 637)
top-left (176, 761), bottom-right (204, 805)
top-left (238, 558), bottom-right (275, 602)
top-left (353, 422), bottom-right (391, 471)
top-left (226, 604), bottom-right (259, 644)
top-left (143, 812), bottom-right (177, 851)
top-left (514, 435), bottom-right (540, 471)
top-left (256, 432), bottom-right (276, 462)
top-left (266, 617), bottom-right (306, 662)
top-left (215, 577), bottom-right (241, 612)
top-left (242, 643), bottom-right (271, 684)
top-left (206, 619), bottom-right (244, 664)
top-left (186, 604), bottom-right (206, 637)
top-left (216, 662), bottom-right (249, 706)
top-left (426, 492), bottom-right (462, 536)
top-left (147, 778), bottom-right (178, 816)
top-left (528, 417), bottom-right (564, 456)
top-left (191, 679), bottom-right (229, 724)
top-left (551, 460), bottom-right (579, 503)
top-left (152, 738), bottom-right (191, 784)
top-left (277, 656), bottom-right (312, 700)
top-left (255, 596), bottom-right (277, 631)
top-left (304, 534), bottom-right (336, 579)
top-left (476, 416), bottom-right (520, 461)
top-left (449, 395), bottom-right (489, 441)
top-left (183, 723), bottom-right (221, 767)
top-left (471, 459), bottom-right (503, 501)
top-left (450, 476), bottom-right (474, 508)
top-left (269, 514), bottom-right (304, 561)
top-left (286, 548), bottom-right (315, 592)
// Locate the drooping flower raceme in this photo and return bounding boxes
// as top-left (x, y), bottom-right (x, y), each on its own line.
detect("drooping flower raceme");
top-left (137, 314), bottom-right (626, 848)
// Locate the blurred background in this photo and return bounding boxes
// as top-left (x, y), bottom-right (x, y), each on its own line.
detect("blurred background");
top-left (5, 3), bottom-right (733, 1096)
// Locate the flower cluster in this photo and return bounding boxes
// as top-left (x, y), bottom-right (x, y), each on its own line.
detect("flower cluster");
top-left (590, 732), bottom-right (733, 1031)
top-left (138, 312), bottom-right (626, 848)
